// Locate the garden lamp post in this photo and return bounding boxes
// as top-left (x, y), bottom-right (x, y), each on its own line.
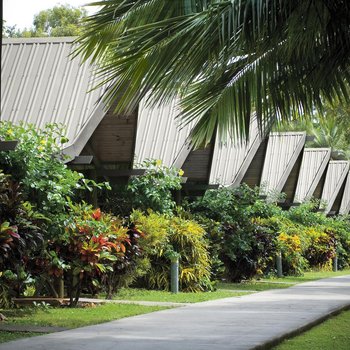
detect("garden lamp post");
top-left (170, 253), bottom-right (180, 294)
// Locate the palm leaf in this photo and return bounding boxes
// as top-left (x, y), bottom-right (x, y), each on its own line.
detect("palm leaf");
top-left (76, 0), bottom-right (350, 147)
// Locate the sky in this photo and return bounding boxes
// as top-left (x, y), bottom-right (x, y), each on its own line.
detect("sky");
top-left (3, 0), bottom-right (98, 29)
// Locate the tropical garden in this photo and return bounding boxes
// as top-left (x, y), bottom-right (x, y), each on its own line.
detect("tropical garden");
top-left (1, 121), bottom-right (349, 311)
top-left (1, 0), bottom-right (350, 346)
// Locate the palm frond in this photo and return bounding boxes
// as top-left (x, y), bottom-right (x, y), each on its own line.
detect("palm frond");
top-left (76, 0), bottom-right (350, 147)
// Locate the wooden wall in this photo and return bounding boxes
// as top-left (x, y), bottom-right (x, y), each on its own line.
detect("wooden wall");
top-left (241, 139), bottom-right (268, 188)
top-left (181, 143), bottom-right (215, 183)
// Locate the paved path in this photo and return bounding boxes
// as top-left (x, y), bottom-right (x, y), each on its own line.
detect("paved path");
top-left (1, 275), bottom-right (349, 350)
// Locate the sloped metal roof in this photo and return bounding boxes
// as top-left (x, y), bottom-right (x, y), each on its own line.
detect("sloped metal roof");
top-left (260, 132), bottom-right (306, 197)
top-left (339, 171), bottom-right (350, 215)
top-left (209, 117), bottom-right (262, 186)
top-left (1, 37), bottom-right (106, 158)
top-left (293, 148), bottom-right (331, 203)
top-left (321, 161), bottom-right (350, 214)
top-left (134, 98), bottom-right (195, 168)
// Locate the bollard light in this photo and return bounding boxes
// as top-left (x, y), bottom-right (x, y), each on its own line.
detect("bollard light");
top-left (276, 251), bottom-right (283, 278)
top-left (170, 253), bottom-right (180, 294)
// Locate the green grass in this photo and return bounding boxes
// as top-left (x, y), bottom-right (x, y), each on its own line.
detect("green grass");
top-left (110, 288), bottom-right (250, 303)
top-left (263, 269), bottom-right (350, 284)
top-left (1, 303), bottom-right (166, 329)
top-left (273, 310), bottom-right (350, 350)
top-left (218, 269), bottom-right (350, 292)
top-left (217, 281), bottom-right (294, 291)
top-left (0, 331), bottom-right (43, 344)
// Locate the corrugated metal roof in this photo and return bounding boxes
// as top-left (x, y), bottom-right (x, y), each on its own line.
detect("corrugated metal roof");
top-left (134, 98), bottom-right (195, 168)
top-left (209, 117), bottom-right (262, 186)
top-left (1, 37), bottom-right (106, 158)
top-left (339, 172), bottom-right (350, 215)
top-left (293, 148), bottom-right (331, 203)
top-left (260, 132), bottom-right (306, 197)
top-left (321, 161), bottom-right (350, 214)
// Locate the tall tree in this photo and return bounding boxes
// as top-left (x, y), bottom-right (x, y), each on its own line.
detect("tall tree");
top-left (2, 5), bottom-right (87, 38)
top-left (276, 99), bottom-right (350, 159)
top-left (33, 4), bottom-right (87, 36)
top-left (76, 0), bottom-right (350, 146)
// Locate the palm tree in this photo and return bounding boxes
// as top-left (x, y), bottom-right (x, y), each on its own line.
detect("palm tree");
top-left (76, 0), bottom-right (350, 147)
top-left (275, 103), bottom-right (350, 159)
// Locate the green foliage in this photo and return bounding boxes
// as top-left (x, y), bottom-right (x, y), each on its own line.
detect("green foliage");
top-left (186, 185), bottom-right (280, 224)
top-left (128, 159), bottom-right (183, 214)
top-left (330, 216), bottom-right (350, 269)
top-left (0, 122), bottom-right (112, 305)
top-left (131, 210), bottom-right (212, 292)
top-left (187, 185), bottom-right (281, 281)
top-left (286, 203), bottom-right (350, 270)
top-left (186, 187), bottom-right (349, 280)
top-left (51, 202), bottom-right (130, 306)
top-left (33, 5), bottom-right (87, 37)
top-left (276, 111), bottom-right (350, 159)
top-left (284, 201), bottom-right (327, 227)
top-left (256, 203), bottom-right (342, 275)
top-left (0, 170), bottom-right (44, 307)
top-left (77, 1), bottom-right (350, 147)
top-left (0, 121), bottom-right (109, 239)
top-left (2, 5), bottom-right (87, 38)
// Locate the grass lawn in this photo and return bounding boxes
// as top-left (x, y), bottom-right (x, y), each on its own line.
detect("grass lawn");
top-left (0, 303), bottom-right (167, 344)
top-left (1, 303), bottom-right (166, 330)
top-left (110, 288), bottom-right (250, 303)
top-left (218, 269), bottom-right (350, 292)
top-left (262, 269), bottom-right (350, 284)
top-left (217, 281), bottom-right (294, 291)
top-left (273, 310), bottom-right (350, 350)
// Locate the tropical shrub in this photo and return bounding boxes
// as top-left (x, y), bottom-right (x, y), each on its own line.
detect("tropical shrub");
top-left (0, 121), bottom-right (109, 239)
top-left (221, 220), bottom-right (277, 282)
top-left (131, 210), bottom-right (212, 292)
top-left (325, 216), bottom-right (350, 269)
top-left (285, 203), bottom-right (338, 270)
top-left (50, 202), bottom-right (133, 306)
top-left (285, 201), bottom-right (328, 227)
top-left (0, 170), bottom-right (45, 306)
top-left (186, 185), bottom-right (281, 281)
top-left (102, 222), bottom-right (144, 299)
top-left (184, 212), bottom-right (225, 282)
top-left (303, 227), bottom-right (336, 269)
top-left (185, 184), bottom-right (281, 223)
top-left (128, 159), bottom-right (183, 214)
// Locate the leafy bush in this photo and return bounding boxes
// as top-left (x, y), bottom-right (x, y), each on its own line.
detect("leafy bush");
top-left (129, 159), bottom-right (183, 214)
top-left (324, 216), bottom-right (350, 269)
top-left (0, 121), bottom-right (109, 239)
top-left (51, 202), bottom-right (134, 306)
top-left (0, 122), bottom-right (114, 304)
top-left (304, 227), bottom-right (336, 269)
top-left (0, 170), bottom-right (45, 306)
top-left (186, 185), bottom-right (281, 281)
top-left (186, 185), bottom-right (280, 224)
top-left (131, 210), bottom-right (212, 292)
top-left (285, 201), bottom-right (328, 227)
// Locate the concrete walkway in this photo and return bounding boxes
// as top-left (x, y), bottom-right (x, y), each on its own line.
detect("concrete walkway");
top-left (1, 275), bottom-right (349, 350)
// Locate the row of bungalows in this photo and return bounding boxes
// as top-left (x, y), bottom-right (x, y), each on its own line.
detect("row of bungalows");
top-left (1, 37), bottom-right (350, 215)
